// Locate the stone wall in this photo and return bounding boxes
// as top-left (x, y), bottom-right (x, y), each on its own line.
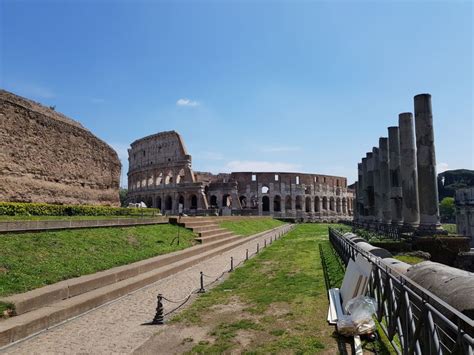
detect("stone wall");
top-left (455, 187), bottom-right (474, 247)
top-left (0, 90), bottom-right (121, 206)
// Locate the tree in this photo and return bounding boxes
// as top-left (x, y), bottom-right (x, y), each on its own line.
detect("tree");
top-left (119, 188), bottom-right (128, 207)
top-left (439, 197), bottom-right (455, 223)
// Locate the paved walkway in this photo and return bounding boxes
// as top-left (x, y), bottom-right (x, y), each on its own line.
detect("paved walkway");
top-left (2, 228), bottom-right (287, 354)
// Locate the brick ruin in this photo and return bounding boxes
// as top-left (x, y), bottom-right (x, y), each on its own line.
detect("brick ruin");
top-left (127, 131), bottom-right (354, 221)
top-left (0, 90), bottom-right (121, 206)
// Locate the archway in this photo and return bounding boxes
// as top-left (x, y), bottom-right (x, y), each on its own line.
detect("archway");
top-left (165, 195), bottom-right (172, 211)
top-left (222, 194), bottom-right (231, 208)
top-left (178, 195), bottom-right (185, 212)
top-left (274, 195), bottom-right (281, 212)
top-left (261, 185), bottom-right (269, 194)
top-left (285, 196), bottom-right (291, 211)
top-left (295, 196), bottom-right (302, 211)
top-left (190, 195), bottom-right (198, 209)
top-left (262, 196), bottom-right (270, 212)
top-left (330, 197), bottom-right (335, 211)
top-left (210, 195), bottom-right (218, 208)
top-left (156, 196), bottom-right (162, 210)
top-left (239, 196), bottom-right (247, 208)
top-left (323, 197), bottom-right (328, 210)
top-left (314, 196), bottom-right (320, 212)
top-left (305, 197), bottom-right (311, 212)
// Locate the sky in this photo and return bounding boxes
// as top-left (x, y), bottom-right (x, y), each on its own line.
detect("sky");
top-left (1, 0), bottom-right (472, 187)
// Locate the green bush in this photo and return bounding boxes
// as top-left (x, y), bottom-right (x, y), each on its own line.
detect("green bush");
top-left (0, 202), bottom-right (160, 217)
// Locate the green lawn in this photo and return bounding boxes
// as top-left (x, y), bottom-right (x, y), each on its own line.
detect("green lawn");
top-left (171, 224), bottom-right (340, 353)
top-left (166, 223), bottom-right (395, 354)
top-left (393, 255), bottom-right (425, 265)
top-left (0, 224), bottom-right (195, 297)
top-left (219, 218), bottom-right (285, 236)
top-left (442, 224), bottom-right (457, 235)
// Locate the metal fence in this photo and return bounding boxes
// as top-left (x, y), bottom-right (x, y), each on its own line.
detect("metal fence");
top-left (328, 227), bottom-right (474, 355)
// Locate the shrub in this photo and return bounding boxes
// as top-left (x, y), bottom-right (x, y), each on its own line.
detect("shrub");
top-left (0, 202), bottom-right (160, 217)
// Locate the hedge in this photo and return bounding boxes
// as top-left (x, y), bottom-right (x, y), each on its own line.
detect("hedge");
top-left (0, 202), bottom-right (160, 217)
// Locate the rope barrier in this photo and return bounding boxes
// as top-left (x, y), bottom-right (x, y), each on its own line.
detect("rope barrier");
top-left (145, 226), bottom-right (291, 324)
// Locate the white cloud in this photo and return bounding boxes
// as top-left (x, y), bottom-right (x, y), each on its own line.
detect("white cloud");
top-left (438, 162), bottom-right (449, 173)
top-left (176, 98), bottom-right (200, 107)
top-left (225, 160), bottom-right (302, 172)
top-left (261, 146), bottom-right (301, 153)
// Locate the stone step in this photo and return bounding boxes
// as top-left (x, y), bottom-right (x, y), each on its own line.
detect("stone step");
top-left (183, 221), bottom-right (220, 228)
top-left (195, 231), bottom-right (237, 244)
top-left (0, 224), bottom-right (291, 348)
top-left (190, 224), bottom-right (221, 233)
top-left (198, 228), bottom-right (231, 238)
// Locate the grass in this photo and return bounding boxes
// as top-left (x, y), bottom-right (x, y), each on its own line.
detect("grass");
top-left (442, 224), bottom-right (457, 235)
top-left (393, 255), bottom-right (425, 265)
top-left (172, 224), bottom-right (343, 353)
top-left (219, 218), bottom-right (285, 236)
top-left (0, 224), bottom-right (195, 297)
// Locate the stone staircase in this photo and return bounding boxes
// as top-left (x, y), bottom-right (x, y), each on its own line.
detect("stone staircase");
top-left (172, 217), bottom-right (240, 244)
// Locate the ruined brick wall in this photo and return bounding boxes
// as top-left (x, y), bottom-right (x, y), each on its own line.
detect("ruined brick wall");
top-left (0, 90), bottom-right (121, 206)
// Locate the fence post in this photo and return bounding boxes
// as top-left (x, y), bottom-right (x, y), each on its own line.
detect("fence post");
top-left (257, 243), bottom-right (260, 254)
top-left (264, 239), bottom-right (267, 248)
top-left (246, 249), bottom-right (249, 260)
top-left (230, 256), bottom-right (234, 272)
top-left (198, 271), bottom-right (205, 293)
top-left (150, 294), bottom-right (164, 325)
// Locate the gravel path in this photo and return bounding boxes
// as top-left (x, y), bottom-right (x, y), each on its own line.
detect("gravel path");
top-left (2, 225), bottom-right (293, 355)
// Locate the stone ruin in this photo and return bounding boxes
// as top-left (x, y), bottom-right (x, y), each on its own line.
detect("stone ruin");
top-left (354, 93), bottom-right (447, 235)
top-left (456, 187), bottom-right (474, 247)
top-left (127, 131), bottom-right (355, 221)
top-left (0, 90), bottom-right (121, 206)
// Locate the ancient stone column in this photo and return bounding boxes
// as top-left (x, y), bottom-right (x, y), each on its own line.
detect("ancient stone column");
top-left (366, 153), bottom-right (375, 221)
top-left (414, 94), bottom-right (444, 234)
top-left (388, 126), bottom-right (403, 225)
top-left (372, 147), bottom-right (383, 223)
top-left (361, 157), bottom-right (369, 221)
top-left (399, 113), bottom-right (420, 230)
top-left (379, 137), bottom-right (391, 224)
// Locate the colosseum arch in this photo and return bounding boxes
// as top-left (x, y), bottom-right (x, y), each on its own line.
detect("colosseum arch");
top-left (262, 196), bottom-right (270, 212)
top-left (190, 194), bottom-right (198, 209)
top-left (329, 197), bottom-right (335, 211)
top-left (164, 171), bottom-right (173, 185)
top-left (336, 197), bottom-right (341, 213)
top-left (222, 194), bottom-right (231, 207)
top-left (156, 172), bottom-right (163, 186)
top-left (305, 196), bottom-right (311, 212)
top-left (295, 196), bottom-right (302, 211)
top-left (261, 185), bottom-right (269, 194)
top-left (155, 196), bottom-right (162, 210)
top-left (176, 169), bottom-right (185, 184)
top-left (322, 196), bottom-right (328, 210)
top-left (285, 196), bottom-right (291, 211)
top-left (165, 195), bottom-right (173, 211)
top-left (239, 195), bottom-right (247, 208)
top-left (210, 195), bottom-right (218, 208)
top-left (274, 195), bottom-right (281, 212)
top-left (314, 196), bottom-right (320, 212)
top-left (178, 195), bottom-right (185, 211)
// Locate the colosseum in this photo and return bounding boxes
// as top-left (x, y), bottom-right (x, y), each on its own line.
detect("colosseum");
top-left (127, 131), bottom-right (354, 221)
top-left (0, 90), bottom-right (121, 206)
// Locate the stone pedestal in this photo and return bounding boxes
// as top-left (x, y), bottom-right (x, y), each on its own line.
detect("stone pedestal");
top-left (388, 126), bottom-right (403, 226)
top-left (399, 113), bottom-right (420, 230)
top-left (414, 94), bottom-right (444, 234)
top-left (379, 137), bottom-right (391, 224)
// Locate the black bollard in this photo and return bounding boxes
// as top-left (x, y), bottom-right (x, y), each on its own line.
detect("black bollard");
top-left (230, 256), bottom-right (234, 272)
top-left (246, 249), bottom-right (249, 260)
top-left (198, 271), bottom-right (205, 293)
top-left (257, 243), bottom-right (260, 254)
top-left (150, 294), bottom-right (164, 325)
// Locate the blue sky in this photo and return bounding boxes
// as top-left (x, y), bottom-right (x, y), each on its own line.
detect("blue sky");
top-left (1, 0), bottom-right (472, 187)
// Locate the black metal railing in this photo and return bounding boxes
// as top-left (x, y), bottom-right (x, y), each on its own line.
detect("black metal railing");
top-left (329, 227), bottom-right (474, 354)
